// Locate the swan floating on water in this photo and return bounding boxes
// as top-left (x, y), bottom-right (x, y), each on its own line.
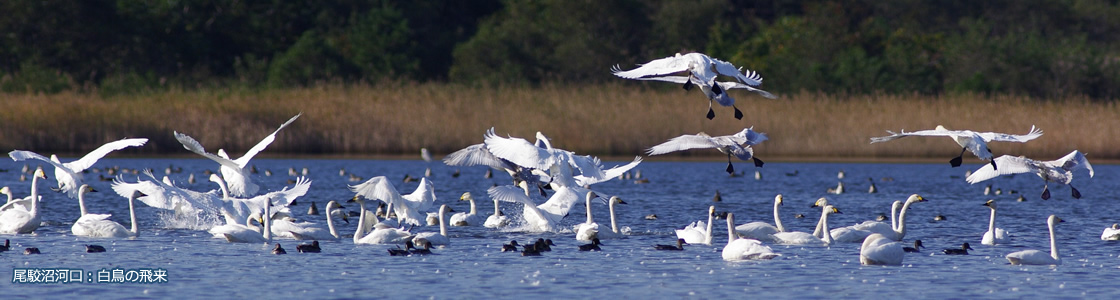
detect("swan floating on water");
top-left (735, 194), bottom-right (786, 242)
top-left (72, 185), bottom-right (143, 238)
top-left (772, 205), bottom-right (839, 246)
top-left (450, 192), bottom-right (484, 226)
top-left (1006, 215), bottom-right (1064, 265)
top-left (274, 200), bottom-right (345, 240)
top-left (859, 233), bottom-right (904, 265)
top-left (612, 52), bottom-right (775, 120)
top-left (1102, 224), bottom-right (1120, 240)
top-left (722, 213), bottom-right (780, 261)
top-left (350, 196), bottom-right (412, 245)
top-left (647, 127), bottom-right (768, 174)
top-left (676, 206), bottom-right (715, 245)
top-left (8, 137), bottom-right (148, 199)
top-left (870, 125), bottom-right (1043, 169)
top-left (0, 168), bottom-right (47, 234)
top-left (412, 204), bottom-right (451, 246)
top-left (349, 176), bottom-right (436, 226)
top-left (966, 150), bottom-right (1093, 200)
top-left (982, 200), bottom-right (1009, 245)
top-left (174, 113), bottom-right (300, 198)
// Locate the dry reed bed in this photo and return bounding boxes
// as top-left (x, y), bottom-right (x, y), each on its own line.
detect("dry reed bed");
top-left (1, 84), bottom-right (1117, 161)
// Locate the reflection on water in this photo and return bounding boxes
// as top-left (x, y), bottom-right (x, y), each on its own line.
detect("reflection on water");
top-left (1, 158), bottom-right (1118, 297)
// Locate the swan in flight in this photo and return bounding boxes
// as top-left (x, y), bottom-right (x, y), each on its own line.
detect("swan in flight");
top-left (1006, 215), bottom-right (1064, 265)
top-left (676, 206), bottom-right (715, 245)
top-left (0, 168), bottom-right (47, 234)
top-left (8, 137), bottom-right (148, 199)
top-left (443, 143), bottom-right (551, 197)
top-left (612, 52), bottom-right (774, 120)
top-left (488, 181), bottom-right (578, 233)
top-left (722, 213), bottom-right (780, 261)
top-left (174, 113), bottom-right (300, 198)
top-left (860, 233), bottom-right (905, 265)
top-left (349, 176), bottom-right (436, 226)
top-left (772, 205), bottom-right (840, 246)
top-left (483, 128), bottom-right (612, 182)
top-left (966, 150), bottom-right (1093, 200)
top-left (870, 125), bottom-right (1043, 169)
top-left (982, 200), bottom-right (1009, 245)
top-left (735, 194), bottom-right (786, 242)
top-left (449, 192), bottom-right (484, 226)
top-left (412, 204), bottom-right (450, 246)
top-left (350, 196), bottom-right (412, 245)
top-left (1101, 224), bottom-right (1120, 240)
top-left (72, 185), bottom-right (144, 238)
top-left (647, 127), bottom-right (768, 174)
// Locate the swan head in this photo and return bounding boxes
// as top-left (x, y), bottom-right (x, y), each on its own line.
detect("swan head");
top-left (811, 197), bottom-right (829, 208)
top-left (608, 196), bottom-right (626, 205)
top-left (586, 191), bottom-right (599, 201)
top-left (208, 173), bottom-right (224, 183)
top-left (0, 186), bottom-right (8, 195)
top-left (33, 167), bottom-right (47, 179)
top-left (1112, 224), bottom-right (1120, 230)
top-left (79, 184), bottom-right (96, 194)
top-left (1048, 215), bottom-right (1064, 226)
top-left (906, 194), bottom-right (926, 204)
top-left (825, 205), bottom-right (841, 215)
top-left (708, 205), bottom-right (716, 216)
top-left (129, 189), bottom-right (147, 199)
top-left (983, 199), bottom-right (998, 210)
top-left (459, 192), bottom-right (473, 201)
top-left (775, 194), bottom-right (784, 206)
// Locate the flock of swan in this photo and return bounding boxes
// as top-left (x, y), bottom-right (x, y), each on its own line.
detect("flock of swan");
top-left (0, 52), bottom-right (1101, 268)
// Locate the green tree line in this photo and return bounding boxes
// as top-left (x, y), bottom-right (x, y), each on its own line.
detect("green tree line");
top-left (3, 0), bottom-right (1119, 99)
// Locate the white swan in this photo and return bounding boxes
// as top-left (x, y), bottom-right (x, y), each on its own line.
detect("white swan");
top-left (676, 206), bottom-right (715, 245)
top-left (773, 205), bottom-right (840, 245)
top-left (72, 185), bottom-right (142, 238)
top-left (483, 196), bottom-right (510, 228)
top-left (442, 143), bottom-right (551, 196)
top-left (8, 138), bottom-right (148, 199)
top-left (621, 75), bottom-right (777, 119)
top-left (1006, 215), bottom-right (1064, 265)
top-left (860, 233), bottom-right (905, 266)
top-left (210, 173), bottom-right (311, 227)
top-left (412, 204), bottom-right (450, 246)
top-left (272, 200), bottom-right (344, 240)
top-left (854, 194), bottom-right (926, 241)
top-left (612, 52), bottom-right (774, 120)
top-left (722, 212), bottom-right (780, 261)
top-left (967, 150), bottom-right (1094, 200)
top-left (488, 180), bottom-right (586, 233)
top-left (870, 125), bottom-right (1043, 168)
top-left (174, 113), bottom-right (300, 197)
top-left (574, 192), bottom-right (603, 241)
top-left (209, 197), bottom-right (273, 243)
top-left (110, 170), bottom-right (223, 227)
top-left (735, 194), bottom-right (786, 241)
top-left (1102, 224), bottom-right (1120, 240)
top-left (982, 199), bottom-right (1009, 245)
top-left (351, 197), bottom-right (412, 245)
top-left (598, 196), bottom-right (629, 239)
top-left (647, 127), bottom-right (768, 174)
top-left (450, 192), bottom-right (484, 226)
top-left (819, 200), bottom-right (900, 239)
top-left (349, 176), bottom-right (436, 226)
top-left (0, 167), bottom-right (47, 234)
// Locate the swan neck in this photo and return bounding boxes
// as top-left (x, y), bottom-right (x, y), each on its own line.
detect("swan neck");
top-left (326, 205), bottom-right (338, 239)
top-left (813, 205), bottom-right (826, 238)
top-left (263, 204), bottom-right (272, 243)
top-left (439, 207), bottom-right (447, 236)
top-left (585, 196), bottom-right (594, 224)
top-left (820, 211), bottom-right (833, 244)
top-left (896, 201), bottom-right (914, 235)
top-left (354, 201), bottom-right (366, 243)
top-left (4, 191), bottom-right (11, 203)
top-left (773, 200), bottom-right (785, 232)
top-left (469, 199), bottom-right (477, 215)
top-left (128, 193), bottom-right (139, 236)
top-left (78, 189), bottom-right (88, 216)
top-left (216, 177), bottom-right (230, 199)
top-left (493, 199), bottom-right (501, 216)
top-left (609, 200), bottom-right (618, 233)
top-left (704, 209), bottom-right (714, 244)
top-left (988, 208), bottom-right (997, 234)
top-left (1049, 219), bottom-right (1060, 260)
top-left (29, 173), bottom-right (40, 214)
top-left (891, 201), bottom-right (901, 230)
top-left (726, 214), bottom-right (737, 243)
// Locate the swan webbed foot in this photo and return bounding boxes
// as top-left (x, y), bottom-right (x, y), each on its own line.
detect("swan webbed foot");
top-left (682, 79), bottom-right (693, 91)
top-left (706, 107), bottom-right (715, 120)
top-left (752, 157), bottom-right (765, 167)
top-left (1041, 185), bottom-right (1051, 200)
top-left (1071, 186), bottom-right (1082, 199)
top-left (949, 156), bottom-right (963, 168)
top-left (725, 162), bottom-right (735, 175)
top-left (733, 106), bottom-right (744, 120)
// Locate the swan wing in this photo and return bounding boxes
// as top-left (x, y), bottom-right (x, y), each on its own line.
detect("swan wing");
top-left (174, 131), bottom-right (243, 169)
top-left (484, 128), bottom-right (554, 170)
top-left (64, 138), bottom-right (149, 172)
top-left (487, 185), bottom-right (535, 205)
top-left (233, 113), bottom-right (301, 166)
top-left (575, 156), bottom-right (642, 186)
top-left (610, 54), bottom-right (693, 79)
top-left (263, 176), bottom-right (311, 207)
top-left (442, 143), bottom-right (512, 170)
top-left (966, 155), bottom-right (1036, 184)
top-left (869, 127), bottom-right (965, 143)
top-left (734, 127), bottom-right (769, 146)
top-left (709, 57), bottom-right (764, 86)
top-left (975, 125), bottom-right (1043, 143)
top-left (1052, 150), bottom-right (1093, 178)
top-left (646, 134), bottom-right (722, 155)
top-left (536, 187), bottom-right (585, 222)
top-left (402, 177), bottom-right (436, 213)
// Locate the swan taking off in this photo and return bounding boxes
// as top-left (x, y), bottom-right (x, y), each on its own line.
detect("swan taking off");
top-left (1006, 215), bottom-right (1064, 265)
top-left (174, 113), bottom-right (300, 198)
top-left (870, 125), bottom-right (1042, 169)
top-left (612, 52), bottom-right (776, 120)
top-left (966, 150), bottom-right (1093, 200)
top-left (647, 127), bottom-right (768, 174)
top-left (9, 137), bottom-right (148, 199)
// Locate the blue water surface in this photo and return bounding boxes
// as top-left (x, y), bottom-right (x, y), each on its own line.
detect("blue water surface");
top-left (1, 157), bottom-right (1117, 298)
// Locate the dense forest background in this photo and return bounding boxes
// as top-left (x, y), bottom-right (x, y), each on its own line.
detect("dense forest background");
top-left (3, 0), bottom-right (1120, 99)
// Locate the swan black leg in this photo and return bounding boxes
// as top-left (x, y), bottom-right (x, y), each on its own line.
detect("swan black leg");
top-left (706, 101), bottom-right (716, 120)
top-left (752, 157), bottom-right (765, 167)
top-left (949, 148), bottom-right (966, 168)
top-left (990, 159), bottom-right (998, 170)
top-left (733, 105), bottom-right (744, 120)
top-left (725, 154), bottom-right (735, 174)
top-left (1041, 185), bottom-right (1051, 200)
top-left (1071, 185), bottom-right (1082, 199)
